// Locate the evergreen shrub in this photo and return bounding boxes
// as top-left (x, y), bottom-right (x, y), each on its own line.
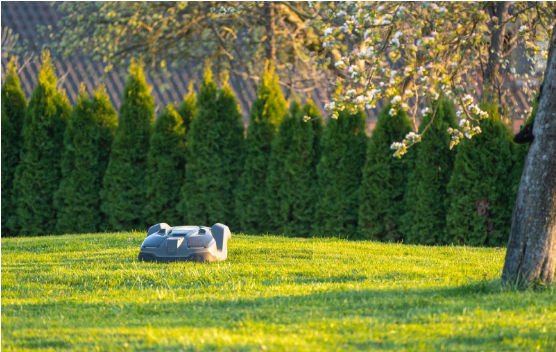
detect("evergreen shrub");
top-left (402, 99), bottom-right (456, 244)
top-left (358, 104), bottom-right (413, 242)
top-left (101, 62), bottom-right (154, 231)
top-left (144, 104), bottom-right (186, 226)
top-left (55, 87), bottom-right (117, 234)
top-left (13, 51), bottom-right (70, 236)
top-left (236, 63), bottom-right (287, 234)
top-left (1, 59), bottom-right (27, 236)
top-left (314, 110), bottom-right (367, 238)
top-left (180, 70), bottom-right (245, 228)
top-left (178, 82), bottom-right (197, 135)
top-left (445, 99), bottom-right (514, 246)
top-left (266, 99), bottom-right (322, 237)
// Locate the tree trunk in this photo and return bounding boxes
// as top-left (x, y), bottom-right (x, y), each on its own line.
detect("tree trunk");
top-left (501, 28), bottom-right (556, 288)
top-left (264, 2), bottom-right (277, 65)
top-left (483, 2), bottom-right (510, 103)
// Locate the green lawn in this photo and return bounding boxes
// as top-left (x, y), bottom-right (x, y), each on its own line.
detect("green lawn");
top-left (2, 232), bottom-right (555, 351)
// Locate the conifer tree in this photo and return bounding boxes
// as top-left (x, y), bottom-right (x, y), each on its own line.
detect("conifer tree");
top-left (236, 63), bottom-right (287, 234)
top-left (179, 70), bottom-right (245, 228)
top-left (282, 99), bottom-right (323, 237)
top-left (0, 104), bottom-right (15, 237)
top-left (0, 58), bottom-right (27, 168)
top-left (13, 51), bottom-right (70, 236)
top-left (266, 102), bottom-right (300, 235)
top-left (101, 62), bottom-right (154, 231)
top-left (1, 58), bottom-right (27, 236)
top-left (93, 88), bottom-right (119, 231)
top-left (402, 99), bottom-right (457, 244)
top-left (144, 104), bottom-right (186, 226)
top-left (55, 87), bottom-right (117, 234)
top-left (178, 82), bottom-right (197, 134)
top-left (314, 110), bottom-right (367, 238)
top-left (216, 80), bottom-right (246, 229)
top-left (445, 100), bottom-right (514, 246)
top-left (266, 99), bottom-right (322, 236)
top-left (357, 104), bottom-right (413, 242)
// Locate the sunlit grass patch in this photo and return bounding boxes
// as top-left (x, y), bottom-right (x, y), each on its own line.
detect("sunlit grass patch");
top-left (2, 232), bottom-right (555, 351)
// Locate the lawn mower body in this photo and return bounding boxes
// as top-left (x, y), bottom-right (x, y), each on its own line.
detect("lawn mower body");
top-left (138, 223), bottom-right (231, 263)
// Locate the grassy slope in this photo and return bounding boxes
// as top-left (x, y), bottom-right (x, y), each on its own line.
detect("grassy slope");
top-left (1, 232), bottom-right (555, 351)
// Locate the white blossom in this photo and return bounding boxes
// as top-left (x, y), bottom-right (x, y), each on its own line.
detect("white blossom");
top-left (366, 46), bottom-right (374, 57)
top-left (364, 29), bottom-right (372, 39)
top-left (335, 60), bottom-right (346, 69)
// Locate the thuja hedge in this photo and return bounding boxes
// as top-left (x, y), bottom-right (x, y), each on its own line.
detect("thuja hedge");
top-left (55, 88), bottom-right (117, 234)
top-left (178, 83), bottom-right (197, 137)
top-left (13, 52), bottom-right (71, 236)
top-left (402, 98), bottom-right (457, 245)
top-left (144, 104), bottom-right (186, 226)
top-left (357, 104), bottom-right (413, 242)
top-left (3, 54), bottom-right (527, 244)
top-left (314, 109), bottom-right (367, 238)
top-left (0, 100), bottom-right (16, 237)
top-left (266, 99), bottom-right (322, 237)
top-left (445, 100), bottom-right (514, 247)
top-left (1, 59), bottom-right (27, 236)
top-left (236, 63), bottom-right (287, 234)
top-left (179, 70), bottom-right (245, 228)
top-left (101, 62), bottom-right (155, 231)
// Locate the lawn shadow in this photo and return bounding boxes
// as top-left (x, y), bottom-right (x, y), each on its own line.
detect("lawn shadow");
top-left (4, 280), bottom-right (534, 351)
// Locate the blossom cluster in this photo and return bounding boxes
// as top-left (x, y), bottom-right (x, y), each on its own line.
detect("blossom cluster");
top-left (316, 1), bottom-right (552, 156)
top-left (447, 127), bottom-right (464, 149)
top-left (390, 132), bottom-right (421, 158)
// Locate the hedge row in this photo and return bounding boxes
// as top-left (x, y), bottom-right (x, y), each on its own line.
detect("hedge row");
top-left (1, 54), bottom-right (532, 246)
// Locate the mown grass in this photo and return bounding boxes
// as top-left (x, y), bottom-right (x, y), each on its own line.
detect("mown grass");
top-left (2, 232), bottom-right (555, 351)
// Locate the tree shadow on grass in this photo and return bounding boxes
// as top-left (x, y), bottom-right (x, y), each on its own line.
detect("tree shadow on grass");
top-left (3, 280), bottom-right (545, 351)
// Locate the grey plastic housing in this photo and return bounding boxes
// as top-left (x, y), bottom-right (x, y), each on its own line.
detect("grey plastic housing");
top-left (147, 223), bottom-right (170, 237)
top-left (138, 223), bottom-right (231, 263)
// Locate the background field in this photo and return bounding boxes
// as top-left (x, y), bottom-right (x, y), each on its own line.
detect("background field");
top-left (2, 232), bottom-right (555, 351)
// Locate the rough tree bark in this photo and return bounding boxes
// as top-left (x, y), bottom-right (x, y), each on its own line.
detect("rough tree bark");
top-left (264, 1), bottom-right (277, 65)
top-left (501, 28), bottom-right (556, 288)
top-left (484, 2), bottom-right (510, 83)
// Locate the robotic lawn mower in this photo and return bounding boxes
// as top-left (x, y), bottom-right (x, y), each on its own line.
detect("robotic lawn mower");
top-left (138, 223), bottom-right (231, 263)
